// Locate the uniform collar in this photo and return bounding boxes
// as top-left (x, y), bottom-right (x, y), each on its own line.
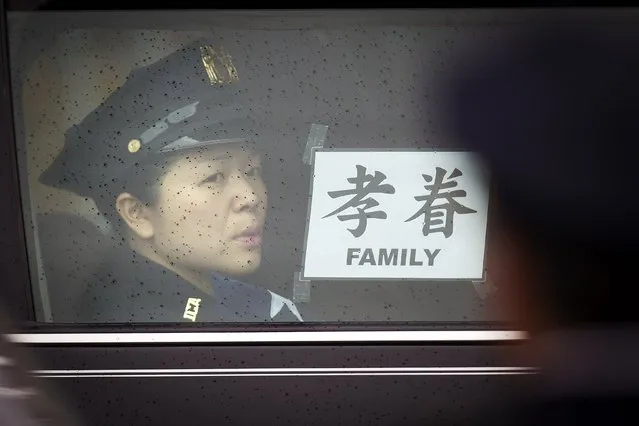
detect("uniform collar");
top-left (104, 246), bottom-right (296, 322)
top-left (208, 272), bottom-right (273, 320)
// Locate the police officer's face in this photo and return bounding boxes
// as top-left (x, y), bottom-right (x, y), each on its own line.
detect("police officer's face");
top-left (148, 145), bottom-right (267, 276)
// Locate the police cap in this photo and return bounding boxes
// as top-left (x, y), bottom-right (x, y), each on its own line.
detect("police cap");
top-left (39, 38), bottom-right (261, 201)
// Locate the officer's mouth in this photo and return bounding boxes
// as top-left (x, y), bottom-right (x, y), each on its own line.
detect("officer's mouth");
top-left (233, 226), bottom-right (263, 249)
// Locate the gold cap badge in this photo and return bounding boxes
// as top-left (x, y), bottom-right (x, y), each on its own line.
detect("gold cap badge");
top-left (127, 139), bottom-right (141, 153)
top-left (200, 45), bottom-right (239, 85)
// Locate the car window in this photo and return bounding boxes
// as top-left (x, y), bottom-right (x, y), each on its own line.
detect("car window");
top-left (7, 9), bottom-right (502, 324)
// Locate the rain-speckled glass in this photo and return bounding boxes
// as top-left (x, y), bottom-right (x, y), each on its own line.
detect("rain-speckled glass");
top-left (7, 10), bottom-right (510, 324)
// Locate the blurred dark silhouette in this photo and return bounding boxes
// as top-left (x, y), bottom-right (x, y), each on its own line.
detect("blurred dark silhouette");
top-left (439, 22), bottom-right (639, 426)
top-left (0, 304), bottom-right (82, 425)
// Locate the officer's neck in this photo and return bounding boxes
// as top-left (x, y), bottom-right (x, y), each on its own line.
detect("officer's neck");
top-left (128, 238), bottom-right (214, 296)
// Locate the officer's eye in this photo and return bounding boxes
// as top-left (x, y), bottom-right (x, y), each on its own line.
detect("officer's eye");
top-left (245, 166), bottom-right (262, 178)
top-left (202, 172), bottom-right (224, 184)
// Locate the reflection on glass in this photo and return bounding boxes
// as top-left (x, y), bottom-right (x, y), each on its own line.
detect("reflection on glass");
top-left (8, 11), bottom-right (509, 323)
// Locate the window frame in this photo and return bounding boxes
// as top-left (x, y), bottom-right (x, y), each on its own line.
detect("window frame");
top-left (0, 1), bottom-right (559, 344)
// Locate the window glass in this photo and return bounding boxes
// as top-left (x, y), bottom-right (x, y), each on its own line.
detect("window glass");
top-left (7, 10), bottom-right (504, 323)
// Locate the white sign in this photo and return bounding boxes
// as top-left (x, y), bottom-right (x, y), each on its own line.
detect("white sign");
top-left (302, 150), bottom-right (489, 280)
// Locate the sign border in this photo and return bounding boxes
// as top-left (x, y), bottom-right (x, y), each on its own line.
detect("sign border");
top-left (300, 148), bottom-right (490, 282)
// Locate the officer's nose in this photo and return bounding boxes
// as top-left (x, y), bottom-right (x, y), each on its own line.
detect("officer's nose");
top-left (230, 171), bottom-right (261, 212)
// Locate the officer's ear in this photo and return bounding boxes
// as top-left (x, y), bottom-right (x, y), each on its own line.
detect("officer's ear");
top-left (115, 193), bottom-right (155, 239)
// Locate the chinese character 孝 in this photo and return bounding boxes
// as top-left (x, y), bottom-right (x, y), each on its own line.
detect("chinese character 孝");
top-left (323, 165), bottom-right (396, 237)
top-left (406, 167), bottom-right (477, 238)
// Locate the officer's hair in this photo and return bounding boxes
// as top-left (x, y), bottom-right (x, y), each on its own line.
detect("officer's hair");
top-left (491, 186), bottom-right (636, 331)
top-left (98, 153), bottom-right (184, 236)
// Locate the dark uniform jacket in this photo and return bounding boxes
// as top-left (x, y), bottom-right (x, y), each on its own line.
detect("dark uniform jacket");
top-left (72, 246), bottom-right (303, 323)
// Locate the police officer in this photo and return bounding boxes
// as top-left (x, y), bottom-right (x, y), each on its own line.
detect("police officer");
top-left (39, 38), bottom-right (303, 323)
